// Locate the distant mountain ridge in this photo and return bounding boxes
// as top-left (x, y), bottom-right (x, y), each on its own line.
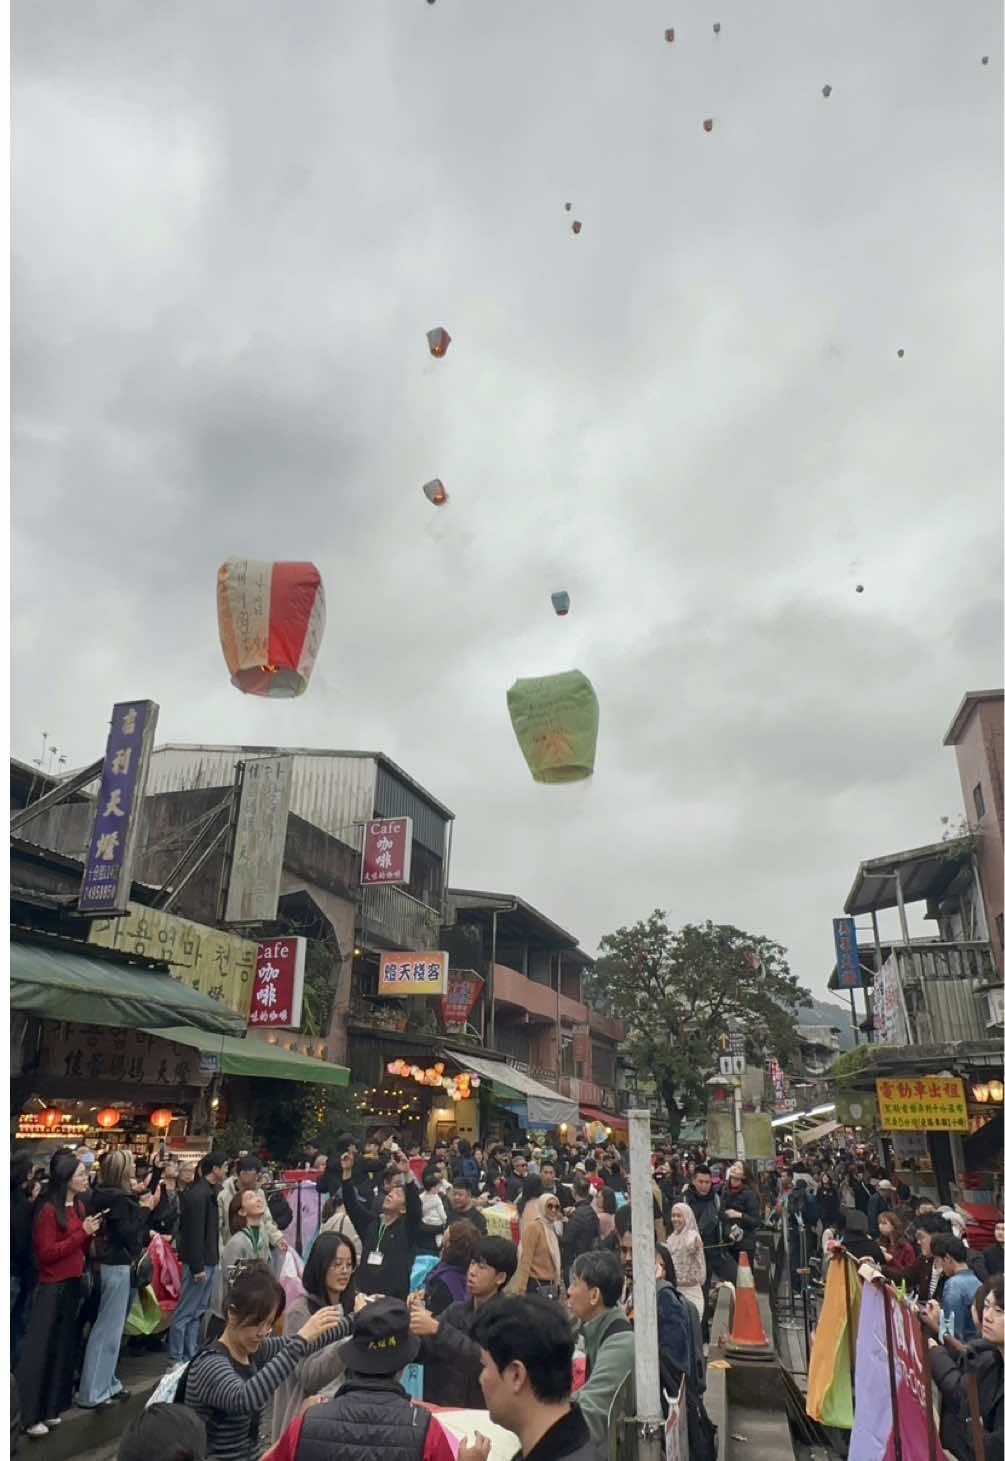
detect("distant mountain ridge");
top-left (798, 996), bottom-right (856, 1052)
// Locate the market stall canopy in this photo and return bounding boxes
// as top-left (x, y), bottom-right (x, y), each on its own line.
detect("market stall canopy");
top-left (579, 1105), bottom-right (628, 1134)
top-left (794, 1118), bottom-right (841, 1148)
top-left (442, 1048), bottom-right (577, 1126)
top-left (144, 1027), bottom-right (349, 1086)
top-left (11, 941), bottom-right (246, 1036)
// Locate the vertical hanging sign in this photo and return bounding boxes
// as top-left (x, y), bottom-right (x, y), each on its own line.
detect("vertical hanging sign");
top-left (224, 756), bottom-right (294, 924)
top-left (78, 700), bottom-right (159, 916)
top-left (833, 917), bottom-right (863, 989)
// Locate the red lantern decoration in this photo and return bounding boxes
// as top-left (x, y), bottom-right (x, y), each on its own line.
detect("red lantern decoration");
top-left (96, 1108), bottom-right (121, 1130)
top-left (217, 558), bottom-right (326, 698)
top-left (150, 1109), bottom-right (174, 1130)
top-left (41, 1108), bottom-right (63, 1129)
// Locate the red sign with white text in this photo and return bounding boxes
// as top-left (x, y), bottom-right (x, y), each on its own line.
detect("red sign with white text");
top-left (361, 819), bottom-right (413, 886)
top-left (250, 938), bottom-right (306, 1028)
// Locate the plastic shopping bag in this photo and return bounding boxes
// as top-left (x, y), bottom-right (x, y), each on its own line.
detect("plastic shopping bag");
top-left (123, 1285), bottom-right (164, 1337)
top-left (277, 1247), bottom-right (306, 1306)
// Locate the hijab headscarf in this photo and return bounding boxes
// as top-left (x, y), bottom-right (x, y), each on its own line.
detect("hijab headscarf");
top-left (668, 1202), bottom-right (702, 1255)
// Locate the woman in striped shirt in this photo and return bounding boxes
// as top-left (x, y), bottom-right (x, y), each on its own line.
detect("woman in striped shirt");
top-left (185, 1259), bottom-right (356, 1461)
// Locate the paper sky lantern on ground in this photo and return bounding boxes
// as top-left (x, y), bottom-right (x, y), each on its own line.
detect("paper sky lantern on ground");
top-left (218, 559), bottom-right (325, 698)
top-left (507, 669), bottom-right (599, 783)
top-left (427, 327), bottom-right (451, 357)
top-left (551, 590), bottom-right (570, 616)
top-left (423, 478), bottom-right (448, 506)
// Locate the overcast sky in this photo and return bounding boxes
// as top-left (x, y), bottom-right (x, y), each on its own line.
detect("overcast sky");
top-left (13, 1), bottom-right (1003, 1004)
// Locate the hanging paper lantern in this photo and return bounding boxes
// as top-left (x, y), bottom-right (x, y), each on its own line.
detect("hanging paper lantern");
top-left (386, 1061), bottom-right (396, 1074)
top-left (571, 220), bottom-right (582, 234)
top-left (507, 669), bottom-right (599, 783)
top-left (150, 1109), bottom-right (174, 1130)
top-left (217, 559), bottom-right (325, 698)
top-left (427, 327), bottom-right (451, 358)
top-left (821, 84), bottom-right (832, 98)
top-left (41, 1108), bottom-right (64, 1129)
top-left (665, 28), bottom-right (674, 42)
top-left (434, 1063), bottom-right (445, 1074)
top-left (703, 119), bottom-right (714, 132)
top-left (551, 590), bottom-right (570, 616)
top-left (471, 1075), bottom-right (480, 1088)
top-left (96, 1108), bottom-right (121, 1130)
top-left (423, 478), bottom-right (448, 506)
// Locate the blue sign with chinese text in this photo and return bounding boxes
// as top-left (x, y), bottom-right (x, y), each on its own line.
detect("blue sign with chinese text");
top-left (79, 701), bottom-right (158, 914)
top-left (833, 916), bottom-right (863, 989)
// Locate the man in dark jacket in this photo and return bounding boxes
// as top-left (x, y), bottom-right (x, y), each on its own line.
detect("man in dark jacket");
top-left (340, 1150), bottom-right (422, 1300)
top-left (540, 1161), bottom-right (574, 1212)
top-left (685, 1165), bottom-right (736, 1287)
top-left (169, 1150), bottom-right (228, 1363)
top-left (410, 1235), bottom-right (518, 1405)
top-left (445, 1180), bottom-right (488, 1235)
top-left (267, 1297), bottom-right (455, 1461)
top-left (562, 1177), bottom-right (600, 1282)
top-left (473, 1294), bottom-right (604, 1461)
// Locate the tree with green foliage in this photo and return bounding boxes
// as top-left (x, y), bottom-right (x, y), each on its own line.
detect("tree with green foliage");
top-left (585, 910), bottom-right (811, 1138)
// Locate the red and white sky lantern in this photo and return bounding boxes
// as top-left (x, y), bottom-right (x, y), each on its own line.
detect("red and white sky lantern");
top-left (217, 558), bottom-right (326, 698)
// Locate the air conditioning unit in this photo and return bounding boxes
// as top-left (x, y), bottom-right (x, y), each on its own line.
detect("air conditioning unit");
top-left (981, 985), bottom-right (1004, 1030)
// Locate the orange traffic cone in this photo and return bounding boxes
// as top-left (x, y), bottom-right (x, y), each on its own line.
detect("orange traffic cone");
top-left (725, 1252), bottom-right (774, 1359)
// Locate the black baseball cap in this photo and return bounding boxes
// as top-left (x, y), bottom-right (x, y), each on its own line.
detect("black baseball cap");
top-left (345, 1297), bottom-right (420, 1375)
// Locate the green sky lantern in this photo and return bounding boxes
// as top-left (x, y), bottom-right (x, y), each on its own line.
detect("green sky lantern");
top-left (507, 669), bottom-right (599, 783)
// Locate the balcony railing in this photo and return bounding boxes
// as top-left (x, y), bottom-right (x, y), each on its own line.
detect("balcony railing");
top-left (880, 941), bottom-right (998, 1044)
top-left (362, 883), bottom-right (441, 951)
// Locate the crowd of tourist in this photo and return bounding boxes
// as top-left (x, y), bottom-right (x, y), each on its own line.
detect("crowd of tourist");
top-left (9, 1129), bottom-right (1003, 1461)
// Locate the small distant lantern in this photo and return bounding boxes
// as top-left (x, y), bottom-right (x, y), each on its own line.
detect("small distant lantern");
top-left (426, 327), bottom-right (451, 358)
top-left (981, 56), bottom-right (989, 65)
top-left (564, 201), bottom-right (572, 210)
top-left (665, 28), bottom-right (674, 42)
top-left (712, 21), bottom-right (720, 33)
top-left (703, 118), bottom-right (714, 132)
top-left (897, 348), bottom-right (905, 358)
top-left (423, 478), bottom-right (448, 506)
top-left (856, 584), bottom-right (864, 594)
top-left (41, 1108), bottom-right (64, 1129)
top-left (150, 1109), bottom-right (174, 1130)
top-left (96, 1108), bottom-right (121, 1130)
top-left (571, 220), bottom-right (582, 234)
top-left (551, 590), bottom-right (571, 616)
top-left (822, 84), bottom-right (832, 98)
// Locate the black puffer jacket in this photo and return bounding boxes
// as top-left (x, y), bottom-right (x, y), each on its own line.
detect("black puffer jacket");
top-left (294, 1376), bottom-right (432, 1461)
top-left (92, 1185), bottom-right (150, 1266)
top-left (684, 1189), bottom-right (721, 1249)
top-left (930, 1338), bottom-right (1004, 1461)
top-left (562, 1200), bottom-right (600, 1281)
top-left (719, 1182), bottom-right (761, 1255)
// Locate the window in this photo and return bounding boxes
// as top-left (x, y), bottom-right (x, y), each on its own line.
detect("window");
top-left (973, 782), bottom-right (986, 820)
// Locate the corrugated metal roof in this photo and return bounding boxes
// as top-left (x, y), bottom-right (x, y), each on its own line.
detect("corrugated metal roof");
top-left (917, 980), bottom-right (987, 1044)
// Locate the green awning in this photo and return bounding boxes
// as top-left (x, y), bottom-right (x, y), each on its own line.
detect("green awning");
top-left (145, 1027), bottom-right (349, 1087)
top-left (10, 941), bottom-right (246, 1036)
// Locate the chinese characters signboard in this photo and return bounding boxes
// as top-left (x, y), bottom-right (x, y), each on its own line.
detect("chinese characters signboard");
top-left (79, 701), bottom-right (158, 915)
top-left (379, 950), bottom-right (448, 996)
top-left (89, 903), bottom-right (257, 1019)
top-left (37, 1022), bottom-right (213, 1090)
top-left (224, 757), bottom-right (294, 924)
top-left (440, 969), bottom-right (484, 1031)
top-left (362, 819), bottom-right (413, 886)
top-left (833, 916), bottom-right (863, 989)
top-left (876, 1077), bottom-right (969, 1133)
top-left (250, 938), bottom-right (306, 1028)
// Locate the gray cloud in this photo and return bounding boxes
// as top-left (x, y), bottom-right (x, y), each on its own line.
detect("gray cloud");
top-left (13, 0), bottom-right (1002, 999)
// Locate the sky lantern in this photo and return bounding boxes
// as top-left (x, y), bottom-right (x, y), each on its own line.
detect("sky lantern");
top-left (822, 84), bottom-right (832, 98)
top-left (507, 669), bottom-right (599, 784)
top-left (426, 327), bottom-right (451, 358)
top-left (703, 119), bottom-right (714, 133)
top-left (665, 28), bottom-right (674, 42)
top-left (856, 584), bottom-right (865, 594)
top-left (564, 201), bottom-right (572, 211)
top-left (423, 478), bottom-right (448, 506)
top-left (218, 559), bottom-right (325, 698)
top-left (981, 56), bottom-right (988, 64)
top-left (96, 1108), bottom-right (121, 1129)
top-left (551, 590), bottom-right (570, 616)
top-left (571, 220), bottom-right (582, 234)
top-left (712, 21), bottom-right (720, 33)
top-left (897, 348), bottom-right (905, 358)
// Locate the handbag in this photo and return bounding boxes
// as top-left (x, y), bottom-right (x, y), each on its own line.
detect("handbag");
top-left (131, 1246), bottom-right (154, 1290)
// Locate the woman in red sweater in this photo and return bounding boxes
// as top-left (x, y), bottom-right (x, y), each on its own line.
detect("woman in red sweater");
top-left (16, 1153), bottom-right (102, 1437)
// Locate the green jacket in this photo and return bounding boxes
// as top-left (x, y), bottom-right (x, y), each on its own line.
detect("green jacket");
top-left (578, 1306), bottom-right (635, 1447)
